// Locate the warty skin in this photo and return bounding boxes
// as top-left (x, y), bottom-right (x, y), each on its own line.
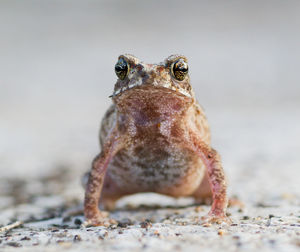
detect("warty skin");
top-left (83, 54), bottom-right (230, 226)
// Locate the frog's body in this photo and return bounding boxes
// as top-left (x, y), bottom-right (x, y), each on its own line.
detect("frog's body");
top-left (84, 55), bottom-right (229, 226)
top-left (100, 88), bottom-right (210, 200)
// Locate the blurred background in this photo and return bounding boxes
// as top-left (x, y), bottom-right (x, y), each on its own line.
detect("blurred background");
top-left (0, 0), bottom-right (299, 204)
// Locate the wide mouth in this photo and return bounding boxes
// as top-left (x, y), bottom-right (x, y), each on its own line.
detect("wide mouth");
top-left (112, 85), bottom-right (193, 111)
top-left (110, 83), bottom-right (192, 99)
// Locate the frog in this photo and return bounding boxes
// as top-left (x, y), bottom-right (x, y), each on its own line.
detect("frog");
top-left (83, 54), bottom-right (230, 226)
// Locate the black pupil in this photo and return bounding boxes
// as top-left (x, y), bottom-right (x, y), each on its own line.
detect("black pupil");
top-left (115, 58), bottom-right (128, 80)
top-left (175, 63), bottom-right (188, 72)
top-left (178, 66), bottom-right (188, 72)
top-left (115, 59), bottom-right (128, 73)
top-left (115, 64), bottom-right (126, 72)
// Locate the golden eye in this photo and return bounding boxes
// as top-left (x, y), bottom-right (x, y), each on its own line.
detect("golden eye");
top-left (171, 58), bottom-right (188, 81)
top-left (115, 58), bottom-right (129, 80)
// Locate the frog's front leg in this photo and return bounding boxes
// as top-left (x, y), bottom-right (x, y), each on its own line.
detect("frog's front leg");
top-left (84, 132), bottom-right (121, 227)
top-left (189, 133), bottom-right (231, 224)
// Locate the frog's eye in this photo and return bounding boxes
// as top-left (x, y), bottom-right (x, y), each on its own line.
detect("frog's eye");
top-left (115, 58), bottom-right (129, 80)
top-left (171, 59), bottom-right (188, 81)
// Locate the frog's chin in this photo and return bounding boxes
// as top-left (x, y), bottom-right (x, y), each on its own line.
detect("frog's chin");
top-left (112, 86), bottom-right (193, 121)
top-left (110, 84), bottom-right (193, 100)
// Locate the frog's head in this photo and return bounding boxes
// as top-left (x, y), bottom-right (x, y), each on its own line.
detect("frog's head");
top-left (110, 54), bottom-right (194, 100)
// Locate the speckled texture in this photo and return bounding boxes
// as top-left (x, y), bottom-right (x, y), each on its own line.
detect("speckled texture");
top-left (1, 1), bottom-right (300, 251)
top-left (0, 107), bottom-right (300, 252)
top-left (0, 191), bottom-right (299, 252)
top-left (83, 54), bottom-right (229, 226)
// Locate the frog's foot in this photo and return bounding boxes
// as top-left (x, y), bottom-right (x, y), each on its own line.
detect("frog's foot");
top-left (82, 211), bottom-right (117, 227)
top-left (83, 218), bottom-right (117, 227)
top-left (83, 217), bottom-right (117, 227)
top-left (201, 211), bottom-right (232, 225)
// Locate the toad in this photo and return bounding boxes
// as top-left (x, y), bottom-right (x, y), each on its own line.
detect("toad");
top-left (83, 54), bottom-right (229, 226)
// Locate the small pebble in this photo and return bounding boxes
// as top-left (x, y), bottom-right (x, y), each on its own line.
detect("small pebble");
top-left (7, 242), bottom-right (21, 247)
top-left (20, 236), bottom-right (31, 241)
top-left (153, 230), bottom-right (160, 236)
top-left (140, 220), bottom-right (152, 229)
top-left (74, 218), bottom-right (82, 225)
top-left (73, 235), bottom-right (82, 242)
top-left (118, 218), bottom-right (133, 228)
top-left (202, 223), bottom-right (211, 227)
top-left (218, 229), bottom-right (225, 236)
top-left (194, 206), bottom-right (204, 212)
top-left (98, 231), bottom-right (108, 240)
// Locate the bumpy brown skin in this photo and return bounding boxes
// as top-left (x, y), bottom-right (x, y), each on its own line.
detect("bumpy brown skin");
top-left (84, 54), bottom-right (230, 226)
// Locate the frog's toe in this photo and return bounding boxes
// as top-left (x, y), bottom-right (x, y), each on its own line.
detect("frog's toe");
top-left (201, 212), bottom-right (232, 225)
top-left (82, 210), bottom-right (115, 227)
top-left (82, 217), bottom-right (117, 227)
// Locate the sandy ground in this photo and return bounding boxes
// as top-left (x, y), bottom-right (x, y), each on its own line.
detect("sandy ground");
top-left (0, 106), bottom-right (299, 252)
top-left (1, 1), bottom-right (300, 251)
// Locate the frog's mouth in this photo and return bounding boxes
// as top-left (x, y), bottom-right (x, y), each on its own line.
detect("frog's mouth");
top-left (111, 85), bottom-right (194, 114)
top-left (110, 82), bottom-right (192, 99)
